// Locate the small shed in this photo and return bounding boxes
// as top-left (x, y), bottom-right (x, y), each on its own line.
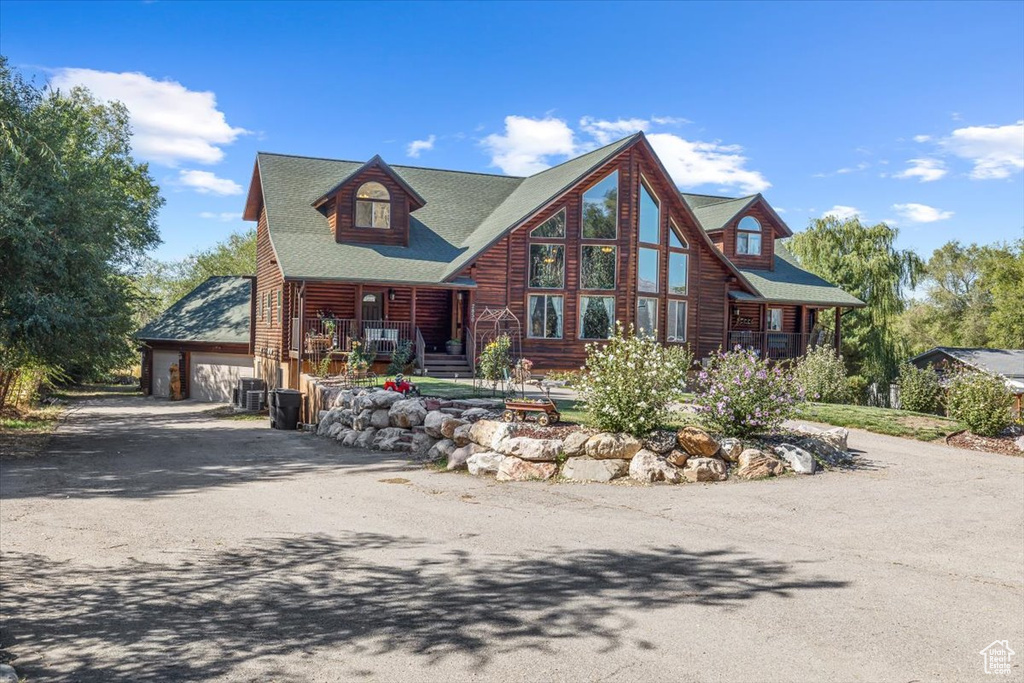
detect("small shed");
top-left (136, 276), bottom-right (255, 402)
top-left (910, 346), bottom-right (1024, 415)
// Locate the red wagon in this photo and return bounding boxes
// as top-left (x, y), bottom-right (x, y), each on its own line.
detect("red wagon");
top-left (502, 398), bottom-right (561, 426)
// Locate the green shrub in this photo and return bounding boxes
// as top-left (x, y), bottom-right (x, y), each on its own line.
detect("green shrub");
top-left (945, 368), bottom-right (1013, 436)
top-left (845, 375), bottom-right (869, 405)
top-left (896, 363), bottom-right (943, 414)
top-left (387, 339), bottom-right (414, 376)
top-left (692, 347), bottom-right (801, 437)
top-left (477, 334), bottom-right (513, 389)
top-left (577, 323), bottom-right (692, 436)
top-left (794, 345), bottom-right (849, 403)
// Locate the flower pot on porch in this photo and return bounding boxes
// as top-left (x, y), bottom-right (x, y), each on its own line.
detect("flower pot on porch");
top-left (446, 340), bottom-right (463, 356)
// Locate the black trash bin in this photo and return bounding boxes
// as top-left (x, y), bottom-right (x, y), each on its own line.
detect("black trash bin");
top-left (270, 388), bottom-right (302, 430)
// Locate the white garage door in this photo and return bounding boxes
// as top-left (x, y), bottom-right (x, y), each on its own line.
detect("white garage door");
top-left (151, 351), bottom-right (179, 398)
top-left (189, 353), bottom-right (254, 403)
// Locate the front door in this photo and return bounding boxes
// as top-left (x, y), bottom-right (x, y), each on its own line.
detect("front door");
top-left (361, 291), bottom-right (383, 322)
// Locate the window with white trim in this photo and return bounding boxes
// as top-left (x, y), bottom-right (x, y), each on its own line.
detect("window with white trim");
top-left (667, 300), bottom-right (687, 342)
top-left (579, 296), bottom-right (615, 339)
top-left (355, 182), bottom-right (391, 229)
top-left (637, 297), bottom-right (658, 336)
top-left (767, 308), bottom-right (783, 331)
top-left (737, 216), bottom-right (762, 255)
top-left (528, 295), bottom-right (563, 339)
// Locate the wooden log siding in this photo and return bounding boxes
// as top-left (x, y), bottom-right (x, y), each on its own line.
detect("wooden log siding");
top-left (707, 202), bottom-right (779, 271)
top-left (255, 205), bottom-right (289, 363)
top-left (458, 143), bottom-right (741, 368)
top-left (327, 166), bottom-right (411, 247)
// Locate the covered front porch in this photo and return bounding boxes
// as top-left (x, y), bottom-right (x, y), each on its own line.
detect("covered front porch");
top-left (726, 296), bottom-right (842, 361)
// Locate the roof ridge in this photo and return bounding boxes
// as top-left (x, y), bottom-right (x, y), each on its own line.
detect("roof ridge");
top-left (521, 133), bottom-right (644, 180)
top-left (256, 151), bottom-right (525, 180)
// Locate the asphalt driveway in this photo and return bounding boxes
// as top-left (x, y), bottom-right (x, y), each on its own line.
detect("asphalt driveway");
top-left (1, 396), bottom-right (1022, 682)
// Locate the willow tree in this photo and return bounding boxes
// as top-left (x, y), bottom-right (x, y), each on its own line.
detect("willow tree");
top-left (787, 216), bottom-right (923, 386)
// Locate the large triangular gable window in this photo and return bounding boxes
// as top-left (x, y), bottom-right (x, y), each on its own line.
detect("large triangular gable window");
top-left (530, 208), bottom-right (566, 238)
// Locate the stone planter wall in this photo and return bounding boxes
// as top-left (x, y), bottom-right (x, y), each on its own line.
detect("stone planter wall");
top-left (309, 381), bottom-right (852, 484)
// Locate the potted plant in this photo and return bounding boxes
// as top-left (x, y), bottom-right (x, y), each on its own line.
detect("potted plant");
top-left (446, 337), bottom-right (463, 356)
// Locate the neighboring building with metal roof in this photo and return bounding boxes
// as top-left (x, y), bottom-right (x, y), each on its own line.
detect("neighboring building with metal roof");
top-left (236, 132), bottom-right (861, 389)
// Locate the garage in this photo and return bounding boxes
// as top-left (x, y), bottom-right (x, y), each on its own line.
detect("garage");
top-left (189, 352), bottom-right (254, 403)
top-left (136, 276), bottom-right (255, 403)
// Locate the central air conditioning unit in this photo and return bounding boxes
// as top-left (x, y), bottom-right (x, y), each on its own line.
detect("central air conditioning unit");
top-left (236, 378), bottom-right (266, 409)
top-left (245, 390), bottom-right (265, 411)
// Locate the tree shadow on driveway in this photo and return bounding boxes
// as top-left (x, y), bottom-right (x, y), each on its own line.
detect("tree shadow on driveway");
top-left (0, 532), bottom-right (850, 681)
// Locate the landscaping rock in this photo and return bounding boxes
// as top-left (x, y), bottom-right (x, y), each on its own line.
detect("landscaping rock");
top-left (375, 427), bottom-right (412, 452)
top-left (339, 408), bottom-right (354, 427)
top-left (467, 451), bottom-right (506, 476)
top-left (316, 408), bottom-right (344, 435)
top-left (665, 449), bottom-right (690, 468)
top-left (497, 456), bottom-right (557, 482)
top-left (561, 457), bottom-right (629, 482)
top-left (427, 438), bottom-right (456, 461)
top-left (585, 432), bottom-right (643, 460)
top-left (792, 424), bottom-right (849, 452)
top-left (561, 430), bottom-right (591, 458)
top-left (469, 419), bottom-right (516, 450)
top-left (411, 432), bottom-right (438, 457)
top-left (332, 390), bottom-right (352, 408)
top-left (335, 427), bottom-right (354, 442)
top-left (369, 390), bottom-right (406, 409)
top-left (423, 410), bottom-right (447, 438)
top-left (341, 430), bottom-right (360, 447)
top-left (773, 444), bottom-right (816, 474)
top-left (327, 422), bottom-right (344, 439)
top-left (440, 416), bottom-right (468, 439)
top-left (1017, 436), bottom-right (1024, 452)
top-left (370, 409), bottom-right (391, 429)
top-left (676, 426), bottom-right (720, 457)
top-left (644, 430), bottom-right (677, 454)
top-left (389, 398), bottom-right (427, 428)
top-left (682, 457), bottom-right (728, 483)
top-left (736, 448), bottom-right (784, 479)
top-left (719, 438), bottom-right (743, 463)
top-left (352, 409), bottom-right (373, 431)
top-left (461, 407), bottom-right (491, 421)
top-left (355, 428), bottom-right (377, 449)
top-left (452, 423), bottom-right (474, 447)
top-left (0, 664), bottom-right (18, 683)
top-left (629, 449), bottom-right (682, 483)
top-left (796, 437), bottom-right (851, 467)
top-left (495, 436), bottom-right (563, 462)
top-left (448, 443), bottom-right (486, 471)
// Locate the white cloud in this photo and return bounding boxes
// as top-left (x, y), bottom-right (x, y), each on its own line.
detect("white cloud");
top-left (650, 115), bottom-right (691, 126)
top-left (647, 133), bottom-right (770, 194)
top-left (894, 158), bottom-right (947, 182)
top-left (199, 211), bottom-right (241, 222)
top-left (941, 120), bottom-right (1024, 179)
top-left (822, 205), bottom-right (860, 220)
top-left (49, 68), bottom-right (248, 166)
top-left (179, 170), bottom-right (243, 195)
top-left (578, 116), bottom-right (648, 146)
top-left (892, 202), bottom-right (953, 223)
top-left (482, 116), bottom-right (576, 175)
top-left (406, 134), bottom-right (436, 159)
top-left (913, 134), bottom-right (932, 143)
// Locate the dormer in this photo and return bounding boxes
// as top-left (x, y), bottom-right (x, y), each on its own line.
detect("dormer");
top-left (703, 196), bottom-right (790, 271)
top-left (312, 155), bottom-right (425, 247)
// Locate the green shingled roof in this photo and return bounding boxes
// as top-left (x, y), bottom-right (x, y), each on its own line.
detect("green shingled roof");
top-left (732, 242), bottom-right (865, 307)
top-left (136, 276), bottom-right (253, 344)
top-left (257, 135), bottom-right (640, 284)
top-left (680, 193), bottom-right (759, 232)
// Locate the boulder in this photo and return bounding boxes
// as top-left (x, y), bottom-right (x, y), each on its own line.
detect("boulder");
top-left (327, 422), bottom-right (344, 439)
top-left (773, 444), bottom-right (815, 474)
top-left (495, 436), bottom-right (563, 462)
top-left (561, 430), bottom-right (591, 458)
top-left (460, 407), bottom-right (491, 421)
top-left (585, 432), bottom-right (643, 460)
top-left (411, 432), bottom-right (438, 457)
top-left (644, 430), bottom-right (677, 455)
top-left (341, 430), bottom-right (360, 448)
top-left (339, 408), bottom-right (355, 427)
top-left (719, 438), bottom-right (743, 463)
top-left (355, 428), bottom-right (377, 449)
top-left (440, 416), bottom-right (468, 439)
top-left (427, 438), bottom-right (456, 461)
top-left (370, 409), bottom-right (391, 429)
top-left (561, 457), bottom-right (629, 482)
top-left (665, 449), bottom-right (690, 468)
top-left (316, 408), bottom-right (344, 435)
top-left (332, 390), bottom-right (353, 408)
top-left (735, 448), bottom-right (784, 479)
top-left (1016, 435), bottom-right (1024, 453)
top-left (452, 423), bottom-right (474, 447)
top-left (468, 419), bottom-right (516, 450)
top-left (629, 449), bottom-right (682, 483)
top-left (792, 424), bottom-right (849, 452)
top-left (335, 427), bottom-right (354, 443)
top-left (423, 410), bottom-right (447, 438)
top-left (682, 457), bottom-right (728, 483)
top-left (676, 426), bottom-right (720, 457)
top-left (0, 664), bottom-right (18, 683)
top-left (351, 409), bottom-right (372, 431)
top-left (497, 456), bottom-right (557, 482)
top-left (467, 451), bottom-right (506, 476)
top-left (369, 390), bottom-right (406, 409)
top-left (375, 427), bottom-right (411, 452)
top-left (447, 443), bottom-right (486, 471)
top-left (389, 398), bottom-right (427, 428)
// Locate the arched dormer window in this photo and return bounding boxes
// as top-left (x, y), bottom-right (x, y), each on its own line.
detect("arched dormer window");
top-left (737, 216), bottom-right (761, 255)
top-left (355, 182), bottom-right (391, 229)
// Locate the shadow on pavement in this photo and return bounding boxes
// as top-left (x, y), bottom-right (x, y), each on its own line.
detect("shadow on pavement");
top-left (0, 532), bottom-right (850, 681)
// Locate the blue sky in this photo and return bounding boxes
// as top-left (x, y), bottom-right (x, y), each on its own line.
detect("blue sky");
top-left (2, 0), bottom-right (1022, 262)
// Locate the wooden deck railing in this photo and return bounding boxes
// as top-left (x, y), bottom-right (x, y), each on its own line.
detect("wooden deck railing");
top-left (295, 318), bottom-right (415, 356)
top-left (726, 330), bottom-right (835, 360)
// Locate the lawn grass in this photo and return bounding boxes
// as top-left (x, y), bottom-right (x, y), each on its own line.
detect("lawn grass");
top-left (795, 402), bottom-right (963, 442)
top-left (550, 398), bottom-right (702, 431)
top-left (0, 404), bottom-right (63, 458)
top-left (413, 376), bottom-right (486, 400)
top-left (51, 383), bottom-right (140, 401)
top-left (202, 405), bottom-right (268, 421)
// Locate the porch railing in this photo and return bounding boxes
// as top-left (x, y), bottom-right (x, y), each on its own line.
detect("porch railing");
top-left (415, 327), bottom-right (425, 370)
top-left (295, 317), bottom-right (414, 355)
top-left (726, 330), bottom-right (835, 360)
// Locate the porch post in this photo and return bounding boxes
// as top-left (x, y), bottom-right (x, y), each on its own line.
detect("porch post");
top-left (834, 307), bottom-right (842, 354)
top-left (355, 283), bottom-right (364, 339)
top-left (411, 286), bottom-right (418, 332)
top-left (760, 304), bottom-right (768, 358)
top-left (296, 281), bottom-right (305, 385)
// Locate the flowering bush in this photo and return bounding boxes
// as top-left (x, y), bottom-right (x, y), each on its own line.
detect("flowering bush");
top-left (896, 362), bottom-right (943, 414)
top-left (693, 346), bottom-right (801, 437)
top-left (793, 345), bottom-right (849, 404)
top-left (945, 367), bottom-right (1012, 436)
top-left (577, 323), bottom-right (692, 436)
top-left (477, 334), bottom-right (513, 388)
top-left (347, 340), bottom-right (372, 372)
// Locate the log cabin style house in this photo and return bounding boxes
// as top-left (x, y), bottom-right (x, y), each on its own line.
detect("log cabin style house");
top-left (242, 132), bottom-right (862, 390)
